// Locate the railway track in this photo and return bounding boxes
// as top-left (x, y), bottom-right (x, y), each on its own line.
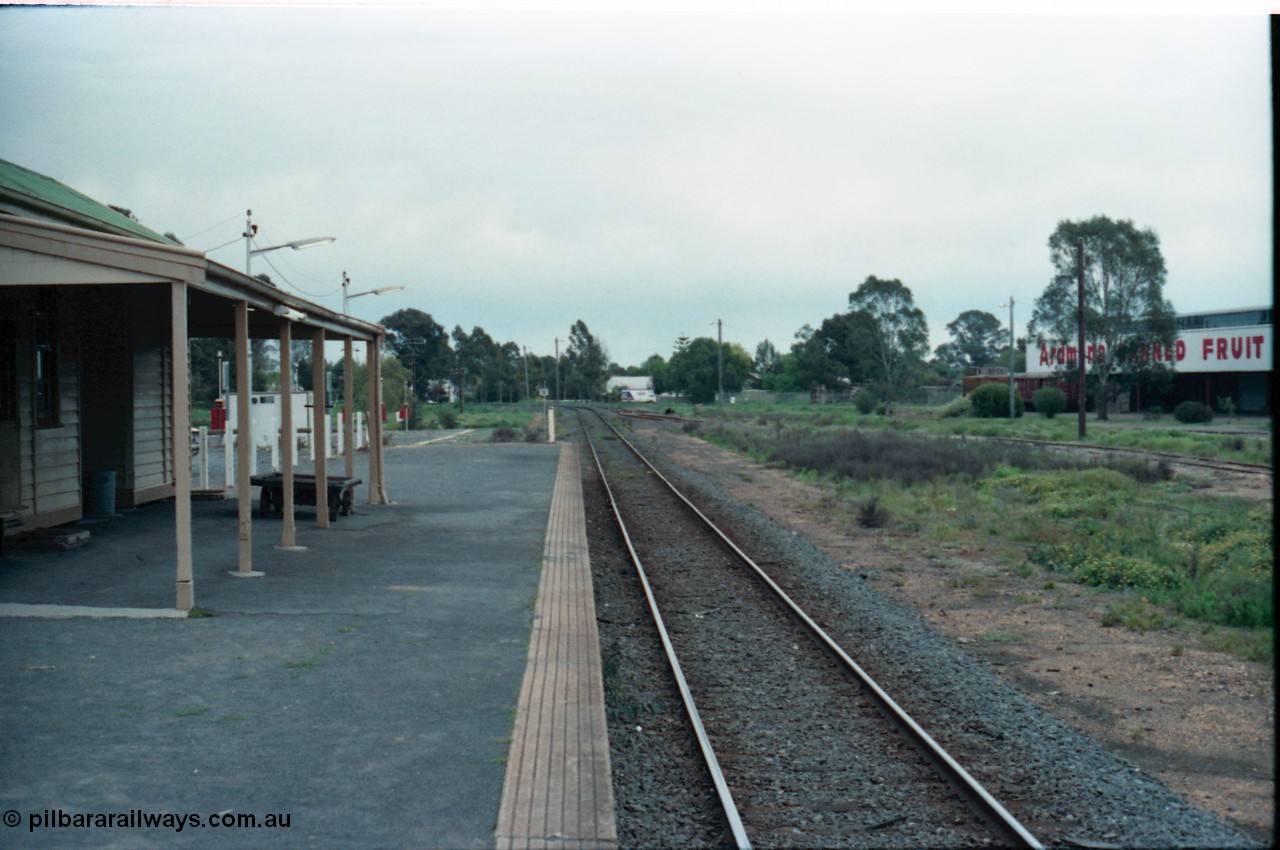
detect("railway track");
top-left (574, 407), bottom-right (1044, 849)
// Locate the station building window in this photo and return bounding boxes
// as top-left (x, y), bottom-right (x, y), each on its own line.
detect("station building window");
top-left (33, 295), bottom-right (59, 428)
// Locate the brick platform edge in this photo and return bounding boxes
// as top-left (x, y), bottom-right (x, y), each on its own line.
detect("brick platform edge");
top-left (495, 442), bottom-right (619, 850)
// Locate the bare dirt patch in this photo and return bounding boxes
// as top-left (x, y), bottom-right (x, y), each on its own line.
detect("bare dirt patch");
top-left (637, 422), bottom-right (1274, 844)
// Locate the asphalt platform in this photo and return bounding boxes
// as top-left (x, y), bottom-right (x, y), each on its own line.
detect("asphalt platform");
top-left (0, 435), bottom-right (565, 849)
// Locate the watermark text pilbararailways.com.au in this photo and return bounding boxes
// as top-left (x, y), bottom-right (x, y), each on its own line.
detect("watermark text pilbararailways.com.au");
top-left (5, 808), bottom-right (291, 833)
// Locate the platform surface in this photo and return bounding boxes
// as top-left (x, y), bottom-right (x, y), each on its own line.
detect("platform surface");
top-left (495, 442), bottom-right (618, 850)
top-left (0, 436), bottom-right (613, 849)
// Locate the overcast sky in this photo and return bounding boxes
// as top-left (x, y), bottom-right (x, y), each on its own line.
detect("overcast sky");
top-left (1, 5), bottom-right (1272, 368)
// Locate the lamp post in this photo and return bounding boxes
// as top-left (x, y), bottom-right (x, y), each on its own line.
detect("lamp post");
top-left (341, 272), bottom-right (405, 315)
top-left (240, 210), bottom-right (334, 398)
top-left (244, 210), bottom-right (334, 277)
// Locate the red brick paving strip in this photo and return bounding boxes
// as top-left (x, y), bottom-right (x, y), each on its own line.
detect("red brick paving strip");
top-left (495, 442), bottom-right (618, 850)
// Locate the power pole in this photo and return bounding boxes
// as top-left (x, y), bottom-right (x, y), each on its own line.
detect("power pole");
top-left (1076, 238), bottom-right (1087, 439)
top-left (522, 347), bottom-right (531, 401)
top-left (554, 337), bottom-right (561, 402)
top-left (715, 318), bottom-right (723, 404)
top-left (1007, 298), bottom-right (1015, 419)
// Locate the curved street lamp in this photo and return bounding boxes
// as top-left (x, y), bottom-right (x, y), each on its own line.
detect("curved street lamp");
top-left (244, 209), bottom-right (334, 276)
top-left (240, 210), bottom-right (334, 396)
top-left (342, 271), bottom-right (405, 314)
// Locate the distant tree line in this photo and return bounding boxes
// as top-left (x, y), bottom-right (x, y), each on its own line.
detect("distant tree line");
top-left (187, 215), bottom-right (1173, 418)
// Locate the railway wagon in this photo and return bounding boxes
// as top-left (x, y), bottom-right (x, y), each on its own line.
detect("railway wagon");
top-left (963, 374), bottom-right (1082, 411)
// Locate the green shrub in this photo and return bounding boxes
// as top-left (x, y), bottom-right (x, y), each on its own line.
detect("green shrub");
top-left (435, 407), bottom-right (459, 429)
top-left (853, 388), bottom-right (877, 414)
top-left (1100, 597), bottom-right (1172, 631)
top-left (1031, 387), bottom-right (1067, 418)
top-left (1031, 544), bottom-right (1180, 591)
top-left (1173, 401), bottom-right (1213, 424)
top-left (969, 382), bottom-right (1023, 418)
top-left (939, 395), bottom-right (971, 418)
top-left (857, 495), bottom-right (890, 528)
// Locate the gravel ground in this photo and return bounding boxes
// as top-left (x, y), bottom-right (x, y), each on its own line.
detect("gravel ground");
top-left (582, 417), bottom-right (1260, 850)
top-left (585, 417), bottom-right (1001, 848)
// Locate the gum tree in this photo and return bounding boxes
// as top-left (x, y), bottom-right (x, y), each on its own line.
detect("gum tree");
top-left (939, 310), bottom-right (1005, 371)
top-left (1028, 216), bottom-right (1176, 420)
top-left (846, 276), bottom-right (929, 408)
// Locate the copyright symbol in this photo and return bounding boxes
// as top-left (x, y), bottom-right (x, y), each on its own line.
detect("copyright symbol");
top-left (3, 810), bottom-right (19, 828)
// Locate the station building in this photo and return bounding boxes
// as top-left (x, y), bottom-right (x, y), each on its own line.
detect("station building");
top-left (1, 158), bottom-right (390, 607)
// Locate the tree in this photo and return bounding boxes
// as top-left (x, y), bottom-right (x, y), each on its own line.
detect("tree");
top-left (846, 276), bottom-right (929, 407)
top-left (635, 354), bottom-right (670, 394)
top-left (188, 338), bottom-right (226, 406)
top-left (931, 342), bottom-right (967, 378)
top-left (564, 320), bottom-right (608, 400)
top-left (342, 356), bottom-right (411, 418)
top-left (752, 339), bottom-right (782, 388)
top-left (452, 325), bottom-right (500, 402)
top-left (942, 310), bottom-right (1004, 371)
top-left (787, 324), bottom-right (848, 391)
top-left (668, 336), bottom-right (751, 404)
top-left (761, 353), bottom-right (804, 392)
top-left (1028, 216), bottom-right (1175, 420)
top-left (380, 309), bottom-right (451, 400)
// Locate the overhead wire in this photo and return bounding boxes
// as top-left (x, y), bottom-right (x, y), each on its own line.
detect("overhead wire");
top-left (184, 212), bottom-right (243, 244)
top-left (256, 248), bottom-right (342, 299)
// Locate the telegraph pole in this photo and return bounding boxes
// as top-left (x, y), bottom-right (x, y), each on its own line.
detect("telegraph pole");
top-left (717, 319), bottom-right (724, 404)
top-left (1003, 296), bottom-right (1013, 419)
top-left (522, 347), bottom-right (531, 400)
top-left (1076, 238), bottom-right (1087, 439)
top-left (554, 337), bottom-right (561, 402)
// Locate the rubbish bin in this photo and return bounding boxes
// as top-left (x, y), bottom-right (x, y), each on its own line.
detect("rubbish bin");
top-left (85, 470), bottom-right (117, 516)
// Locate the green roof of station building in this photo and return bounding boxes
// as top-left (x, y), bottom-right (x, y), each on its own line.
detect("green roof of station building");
top-left (0, 158), bottom-right (180, 246)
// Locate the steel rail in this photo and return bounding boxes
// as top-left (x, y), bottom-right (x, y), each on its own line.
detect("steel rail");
top-left (585, 406), bottom-right (1046, 850)
top-left (576, 410), bottom-right (752, 850)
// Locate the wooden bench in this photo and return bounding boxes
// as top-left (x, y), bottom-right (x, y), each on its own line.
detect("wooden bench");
top-left (250, 474), bottom-right (362, 523)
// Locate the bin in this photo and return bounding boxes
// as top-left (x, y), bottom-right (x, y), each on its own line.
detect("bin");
top-left (85, 470), bottom-right (117, 516)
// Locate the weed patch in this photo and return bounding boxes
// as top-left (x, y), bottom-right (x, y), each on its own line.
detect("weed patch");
top-left (683, 408), bottom-right (1272, 660)
top-left (979, 630), bottom-right (1022, 642)
top-left (857, 495), bottom-right (890, 528)
top-left (1100, 597), bottom-right (1173, 631)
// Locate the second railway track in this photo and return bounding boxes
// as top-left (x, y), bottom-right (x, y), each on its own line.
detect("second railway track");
top-left (574, 408), bottom-right (1043, 849)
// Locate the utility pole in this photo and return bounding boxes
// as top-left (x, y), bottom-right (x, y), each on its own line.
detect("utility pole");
top-left (716, 318), bottom-right (724, 404)
top-left (554, 337), bottom-right (561, 402)
top-left (403, 337), bottom-right (425, 411)
top-left (1076, 238), bottom-right (1087, 439)
top-left (522, 347), bottom-right (531, 401)
top-left (1006, 298), bottom-right (1015, 419)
